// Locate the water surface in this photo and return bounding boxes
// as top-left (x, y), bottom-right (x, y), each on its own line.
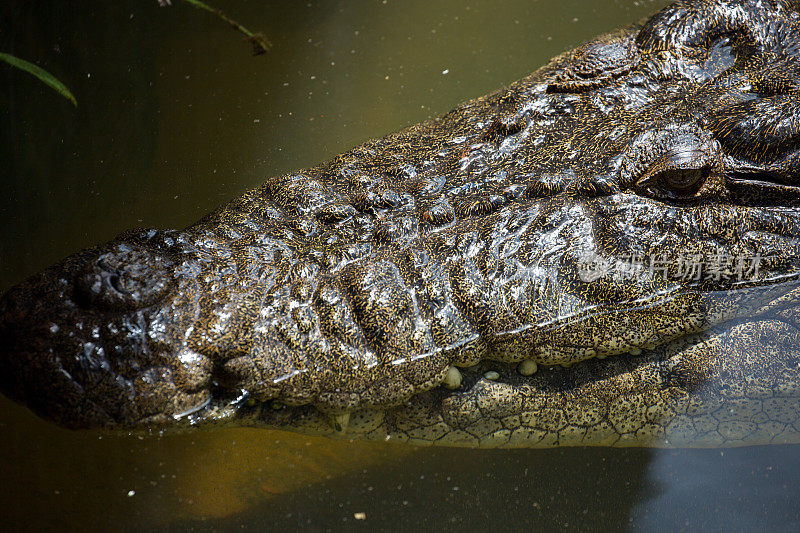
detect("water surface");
top-left (2, 1), bottom-right (800, 530)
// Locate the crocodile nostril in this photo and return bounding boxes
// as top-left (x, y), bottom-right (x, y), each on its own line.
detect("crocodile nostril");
top-left (108, 274), bottom-right (124, 295)
top-left (73, 245), bottom-right (176, 311)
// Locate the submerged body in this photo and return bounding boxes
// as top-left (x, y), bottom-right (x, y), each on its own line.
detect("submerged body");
top-left (2, 0), bottom-right (800, 447)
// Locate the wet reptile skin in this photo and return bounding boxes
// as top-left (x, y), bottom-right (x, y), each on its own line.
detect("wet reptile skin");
top-left (2, 0), bottom-right (800, 447)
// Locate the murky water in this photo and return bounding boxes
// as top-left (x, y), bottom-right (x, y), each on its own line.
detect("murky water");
top-left (2, 0), bottom-right (800, 530)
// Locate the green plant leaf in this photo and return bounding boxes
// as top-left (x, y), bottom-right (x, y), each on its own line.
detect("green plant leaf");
top-left (0, 52), bottom-right (77, 107)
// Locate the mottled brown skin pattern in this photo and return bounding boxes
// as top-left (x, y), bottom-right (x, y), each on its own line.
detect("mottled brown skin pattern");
top-left (2, 0), bottom-right (800, 447)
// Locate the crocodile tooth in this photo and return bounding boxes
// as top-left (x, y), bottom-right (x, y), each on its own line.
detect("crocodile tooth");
top-left (484, 371), bottom-right (500, 381)
top-left (629, 347), bottom-right (643, 356)
top-left (443, 366), bottom-right (462, 389)
top-left (518, 360), bottom-right (538, 376)
top-left (329, 412), bottom-right (350, 432)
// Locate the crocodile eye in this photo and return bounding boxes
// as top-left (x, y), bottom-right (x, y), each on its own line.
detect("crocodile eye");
top-left (636, 165), bottom-right (712, 201)
top-left (663, 167), bottom-right (706, 190)
top-left (632, 139), bottom-right (724, 202)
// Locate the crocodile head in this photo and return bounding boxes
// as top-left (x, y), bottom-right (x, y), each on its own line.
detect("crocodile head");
top-left (3, 0), bottom-right (800, 446)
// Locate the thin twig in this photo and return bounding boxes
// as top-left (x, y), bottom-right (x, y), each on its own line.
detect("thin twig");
top-left (162, 0), bottom-right (271, 55)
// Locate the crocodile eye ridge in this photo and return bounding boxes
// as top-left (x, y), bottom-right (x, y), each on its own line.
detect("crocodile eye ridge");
top-left (622, 125), bottom-right (724, 203)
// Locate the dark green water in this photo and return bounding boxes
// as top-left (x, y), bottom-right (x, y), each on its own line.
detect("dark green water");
top-left (2, 1), bottom-right (800, 530)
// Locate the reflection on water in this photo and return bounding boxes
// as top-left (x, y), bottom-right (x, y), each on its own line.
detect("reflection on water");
top-left (2, 0), bottom-right (799, 530)
top-left (633, 446), bottom-right (800, 531)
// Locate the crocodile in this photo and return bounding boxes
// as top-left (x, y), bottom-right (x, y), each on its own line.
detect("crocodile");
top-left (2, 0), bottom-right (800, 448)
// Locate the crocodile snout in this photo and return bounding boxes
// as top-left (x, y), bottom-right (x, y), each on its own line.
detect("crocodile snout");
top-left (0, 239), bottom-right (207, 429)
top-left (0, 274), bottom-right (118, 428)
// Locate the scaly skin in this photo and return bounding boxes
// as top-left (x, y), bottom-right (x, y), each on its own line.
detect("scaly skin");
top-left (2, 0), bottom-right (800, 447)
